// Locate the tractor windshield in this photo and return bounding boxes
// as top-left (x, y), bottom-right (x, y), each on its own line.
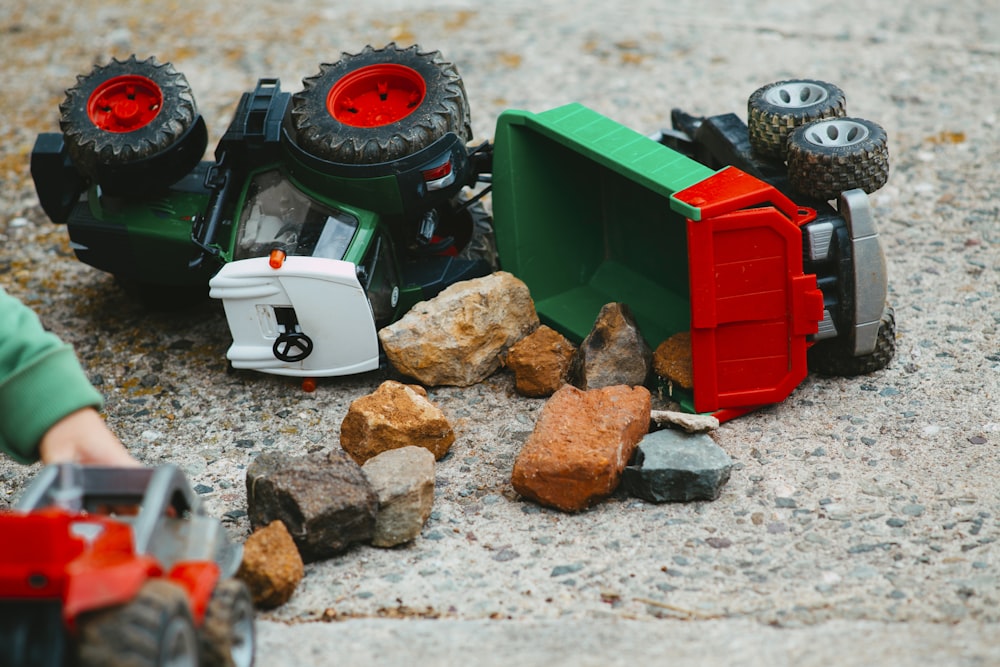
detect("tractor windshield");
top-left (233, 169), bottom-right (358, 261)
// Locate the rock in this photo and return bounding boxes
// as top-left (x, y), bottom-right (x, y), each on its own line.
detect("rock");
top-left (362, 446), bottom-right (436, 547)
top-left (236, 520), bottom-right (304, 609)
top-left (650, 409), bottom-right (719, 433)
top-left (340, 380), bottom-right (455, 464)
top-left (246, 449), bottom-right (377, 562)
top-left (378, 271), bottom-right (539, 386)
top-left (570, 303), bottom-right (651, 390)
top-left (653, 331), bottom-right (694, 389)
top-left (505, 325), bottom-right (576, 397)
top-left (621, 429), bottom-right (733, 502)
top-left (511, 384), bottom-right (651, 512)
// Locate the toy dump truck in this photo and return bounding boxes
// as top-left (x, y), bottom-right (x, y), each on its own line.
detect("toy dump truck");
top-left (0, 464), bottom-right (253, 667)
top-left (491, 80), bottom-right (894, 420)
top-left (31, 46), bottom-right (893, 419)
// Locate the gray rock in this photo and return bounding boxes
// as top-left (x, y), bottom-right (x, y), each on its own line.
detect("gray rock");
top-left (246, 449), bottom-right (377, 562)
top-left (622, 429), bottom-right (733, 502)
top-left (362, 446), bottom-right (436, 547)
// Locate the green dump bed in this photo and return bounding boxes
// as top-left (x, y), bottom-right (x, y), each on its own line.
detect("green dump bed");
top-left (492, 103), bottom-right (714, 347)
top-left (492, 103), bottom-right (825, 418)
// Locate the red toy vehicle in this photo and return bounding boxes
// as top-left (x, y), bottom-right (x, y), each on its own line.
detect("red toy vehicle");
top-left (0, 464), bottom-right (254, 667)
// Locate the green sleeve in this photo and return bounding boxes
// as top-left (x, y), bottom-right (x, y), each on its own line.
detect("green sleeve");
top-left (0, 288), bottom-right (104, 464)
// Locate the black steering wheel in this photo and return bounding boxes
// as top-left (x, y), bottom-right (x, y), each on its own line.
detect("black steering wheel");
top-left (272, 332), bottom-right (314, 362)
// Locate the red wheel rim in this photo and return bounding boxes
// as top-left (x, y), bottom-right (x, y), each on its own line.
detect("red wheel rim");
top-left (327, 64), bottom-right (426, 127)
top-left (87, 75), bottom-right (163, 133)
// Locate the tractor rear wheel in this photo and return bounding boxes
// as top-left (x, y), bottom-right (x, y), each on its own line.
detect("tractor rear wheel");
top-left (288, 43), bottom-right (472, 165)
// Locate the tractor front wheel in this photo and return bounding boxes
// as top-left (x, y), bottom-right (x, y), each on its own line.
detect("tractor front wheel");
top-left (198, 579), bottom-right (256, 667)
top-left (59, 55), bottom-right (205, 195)
top-left (77, 580), bottom-right (199, 667)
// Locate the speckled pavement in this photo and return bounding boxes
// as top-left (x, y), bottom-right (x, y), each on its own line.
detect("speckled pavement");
top-left (1, 2), bottom-right (997, 665)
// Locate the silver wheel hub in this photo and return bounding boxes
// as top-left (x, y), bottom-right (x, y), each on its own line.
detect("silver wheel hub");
top-left (804, 119), bottom-right (870, 147)
top-left (764, 82), bottom-right (829, 108)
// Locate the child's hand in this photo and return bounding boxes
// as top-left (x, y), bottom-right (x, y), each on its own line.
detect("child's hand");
top-left (38, 407), bottom-right (139, 466)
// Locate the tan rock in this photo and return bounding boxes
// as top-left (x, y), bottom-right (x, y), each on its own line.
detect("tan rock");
top-left (506, 325), bottom-right (576, 397)
top-left (377, 271), bottom-right (539, 386)
top-left (340, 380), bottom-right (455, 464)
top-left (511, 384), bottom-right (651, 512)
top-left (236, 520), bottom-right (304, 609)
top-left (650, 409), bottom-right (719, 433)
top-left (653, 331), bottom-right (693, 389)
top-left (362, 446), bottom-right (436, 547)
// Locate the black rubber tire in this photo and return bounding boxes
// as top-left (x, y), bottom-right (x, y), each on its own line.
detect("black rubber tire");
top-left (60, 56), bottom-right (200, 185)
top-left (77, 580), bottom-right (199, 667)
top-left (787, 117), bottom-right (890, 201)
top-left (288, 43), bottom-right (471, 165)
top-left (787, 118), bottom-right (889, 200)
top-left (808, 305), bottom-right (896, 377)
top-left (455, 199), bottom-right (498, 269)
top-left (747, 79), bottom-right (846, 161)
top-left (198, 579), bottom-right (256, 667)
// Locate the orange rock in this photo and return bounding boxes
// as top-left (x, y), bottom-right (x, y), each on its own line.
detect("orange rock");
top-left (653, 331), bottom-right (693, 389)
top-left (511, 384), bottom-right (651, 512)
top-left (506, 325), bottom-right (576, 397)
top-left (340, 380), bottom-right (455, 464)
top-left (237, 520), bottom-right (304, 609)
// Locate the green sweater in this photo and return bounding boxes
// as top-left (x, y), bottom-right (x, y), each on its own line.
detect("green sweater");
top-left (0, 287), bottom-right (104, 464)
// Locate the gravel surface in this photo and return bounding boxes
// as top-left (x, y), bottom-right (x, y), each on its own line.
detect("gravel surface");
top-left (2, 1), bottom-right (998, 665)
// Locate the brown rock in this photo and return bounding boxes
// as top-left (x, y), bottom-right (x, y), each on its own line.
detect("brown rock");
top-left (377, 271), bottom-right (539, 386)
top-left (237, 520), bottom-right (304, 609)
top-left (511, 384), bottom-right (651, 512)
top-left (570, 303), bottom-right (652, 390)
top-left (340, 380), bottom-right (455, 464)
top-left (505, 325), bottom-right (576, 397)
top-left (653, 331), bottom-right (693, 389)
top-left (362, 446), bottom-right (436, 547)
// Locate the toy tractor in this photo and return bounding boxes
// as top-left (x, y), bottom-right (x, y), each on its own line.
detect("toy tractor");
top-left (0, 464), bottom-right (254, 667)
top-left (31, 45), bottom-right (495, 380)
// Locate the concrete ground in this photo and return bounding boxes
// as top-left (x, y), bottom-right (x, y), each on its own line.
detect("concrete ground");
top-left (1, 1), bottom-right (997, 665)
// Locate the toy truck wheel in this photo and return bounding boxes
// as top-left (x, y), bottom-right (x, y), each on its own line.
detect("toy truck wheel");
top-left (747, 79), bottom-right (846, 160)
top-left (787, 117), bottom-right (890, 201)
top-left (59, 55), bottom-right (206, 195)
top-left (198, 579), bottom-right (255, 667)
top-left (288, 43), bottom-right (472, 164)
top-left (77, 580), bottom-right (199, 667)
top-left (808, 304), bottom-right (896, 377)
